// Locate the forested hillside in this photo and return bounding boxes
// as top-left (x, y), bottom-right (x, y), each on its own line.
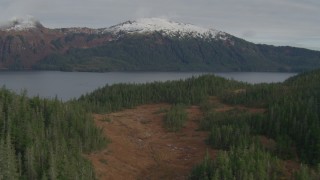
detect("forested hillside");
top-left (78, 75), bottom-right (245, 112)
top-left (34, 33), bottom-right (320, 72)
top-left (2, 69), bottom-right (320, 179)
top-left (222, 69), bottom-right (320, 165)
top-left (0, 89), bottom-right (107, 179)
top-left (79, 70), bottom-right (320, 179)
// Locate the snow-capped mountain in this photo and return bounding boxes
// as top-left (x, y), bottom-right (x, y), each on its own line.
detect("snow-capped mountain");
top-left (103, 18), bottom-right (228, 40)
top-left (1, 17), bottom-right (228, 40)
top-left (0, 16), bottom-right (43, 31)
top-left (0, 16), bottom-right (319, 72)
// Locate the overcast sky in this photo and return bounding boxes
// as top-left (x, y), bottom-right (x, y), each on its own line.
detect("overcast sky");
top-left (0, 0), bottom-right (319, 50)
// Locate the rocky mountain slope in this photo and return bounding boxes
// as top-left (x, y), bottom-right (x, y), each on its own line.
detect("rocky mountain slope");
top-left (1, 17), bottom-right (320, 71)
top-left (0, 17), bottom-right (113, 70)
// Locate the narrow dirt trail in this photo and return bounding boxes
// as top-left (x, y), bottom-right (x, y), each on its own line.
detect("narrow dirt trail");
top-left (87, 104), bottom-right (216, 180)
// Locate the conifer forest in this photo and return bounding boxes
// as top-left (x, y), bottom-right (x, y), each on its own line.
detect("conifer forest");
top-left (1, 69), bottom-right (320, 179)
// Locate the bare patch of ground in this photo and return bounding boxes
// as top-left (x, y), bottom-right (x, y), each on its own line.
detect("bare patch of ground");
top-left (87, 104), bottom-right (216, 180)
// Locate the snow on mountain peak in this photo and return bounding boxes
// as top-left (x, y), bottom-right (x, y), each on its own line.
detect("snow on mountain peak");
top-left (105, 18), bottom-right (227, 39)
top-left (0, 16), bottom-right (43, 31)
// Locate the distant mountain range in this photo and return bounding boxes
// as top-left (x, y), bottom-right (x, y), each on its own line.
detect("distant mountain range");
top-left (1, 17), bottom-right (320, 72)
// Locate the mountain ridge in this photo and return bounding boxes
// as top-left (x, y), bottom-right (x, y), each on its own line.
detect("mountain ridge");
top-left (101, 18), bottom-right (228, 40)
top-left (0, 16), bottom-right (44, 31)
top-left (0, 17), bottom-right (319, 72)
top-left (1, 17), bottom-right (226, 38)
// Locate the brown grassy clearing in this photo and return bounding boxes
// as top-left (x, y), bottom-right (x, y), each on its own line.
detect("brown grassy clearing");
top-left (87, 104), bottom-right (216, 180)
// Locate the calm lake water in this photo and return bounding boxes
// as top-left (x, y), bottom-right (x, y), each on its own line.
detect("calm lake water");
top-left (0, 71), bottom-right (296, 101)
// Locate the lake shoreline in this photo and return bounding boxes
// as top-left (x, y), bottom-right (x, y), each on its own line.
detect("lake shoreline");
top-left (0, 71), bottom-right (297, 101)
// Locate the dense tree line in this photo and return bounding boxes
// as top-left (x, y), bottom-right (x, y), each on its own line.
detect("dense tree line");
top-left (191, 92), bottom-right (320, 179)
top-left (267, 70), bottom-right (320, 165)
top-left (181, 70), bottom-right (320, 179)
top-left (199, 109), bottom-right (259, 150)
top-left (191, 144), bottom-right (282, 180)
top-left (0, 89), bottom-right (107, 179)
top-left (221, 69), bottom-right (320, 165)
top-left (221, 83), bottom-right (285, 108)
top-left (193, 97), bottom-right (284, 179)
top-left (78, 75), bottom-right (245, 113)
top-left (207, 124), bottom-right (254, 150)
